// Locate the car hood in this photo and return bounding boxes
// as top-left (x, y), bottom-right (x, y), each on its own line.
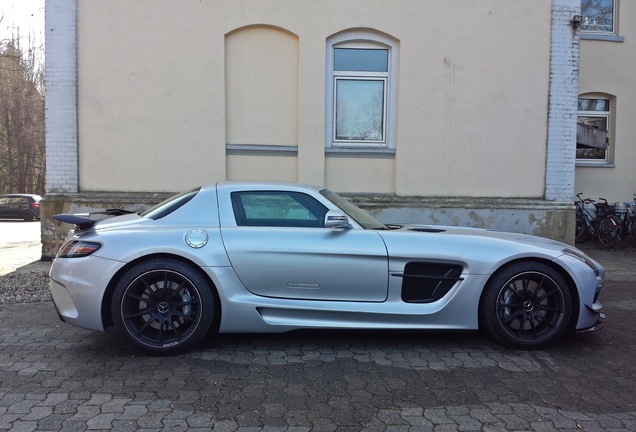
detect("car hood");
top-left (392, 224), bottom-right (571, 254)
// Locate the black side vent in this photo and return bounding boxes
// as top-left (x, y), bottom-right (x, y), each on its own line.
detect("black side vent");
top-left (399, 262), bottom-right (463, 303)
top-left (408, 227), bottom-right (446, 233)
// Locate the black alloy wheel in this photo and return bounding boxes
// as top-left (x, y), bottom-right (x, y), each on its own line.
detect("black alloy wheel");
top-left (480, 262), bottom-right (572, 349)
top-left (112, 259), bottom-right (216, 355)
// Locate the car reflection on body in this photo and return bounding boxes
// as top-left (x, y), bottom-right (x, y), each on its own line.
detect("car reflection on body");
top-left (49, 182), bottom-right (605, 355)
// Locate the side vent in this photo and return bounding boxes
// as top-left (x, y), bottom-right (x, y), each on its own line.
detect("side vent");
top-left (399, 262), bottom-right (463, 303)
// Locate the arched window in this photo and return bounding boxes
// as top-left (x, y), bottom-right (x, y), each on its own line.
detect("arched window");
top-left (325, 30), bottom-right (398, 152)
top-left (577, 94), bottom-right (615, 164)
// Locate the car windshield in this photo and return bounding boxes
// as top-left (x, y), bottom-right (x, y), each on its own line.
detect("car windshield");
top-left (320, 189), bottom-right (388, 230)
top-left (140, 187), bottom-right (201, 220)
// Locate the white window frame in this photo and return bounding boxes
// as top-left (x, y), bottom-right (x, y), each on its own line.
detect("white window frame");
top-left (576, 97), bottom-right (611, 165)
top-left (333, 75), bottom-right (388, 144)
top-left (325, 31), bottom-right (398, 151)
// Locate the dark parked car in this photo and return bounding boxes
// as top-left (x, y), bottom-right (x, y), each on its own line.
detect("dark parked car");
top-left (0, 194), bottom-right (42, 221)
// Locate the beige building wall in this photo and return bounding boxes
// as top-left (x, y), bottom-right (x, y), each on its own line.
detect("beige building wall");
top-left (225, 27), bottom-right (298, 147)
top-left (77, 1), bottom-right (224, 192)
top-left (577, 1), bottom-right (636, 204)
top-left (77, 0), bottom-right (552, 197)
top-left (227, 155), bottom-right (297, 182)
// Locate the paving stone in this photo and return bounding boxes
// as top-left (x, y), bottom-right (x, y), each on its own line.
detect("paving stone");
top-left (0, 247), bottom-right (635, 430)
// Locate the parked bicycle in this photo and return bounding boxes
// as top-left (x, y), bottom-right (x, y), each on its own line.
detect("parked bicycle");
top-left (612, 194), bottom-right (636, 245)
top-left (575, 193), bottom-right (621, 247)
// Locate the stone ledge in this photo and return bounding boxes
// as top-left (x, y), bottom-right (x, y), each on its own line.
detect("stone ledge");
top-left (39, 192), bottom-right (575, 259)
top-left (40, 192), bottom-right (172, 259)
top-left (343, 194), bottom-right (574, 211)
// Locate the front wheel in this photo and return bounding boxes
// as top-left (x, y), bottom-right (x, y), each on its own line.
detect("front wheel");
top-left (480, 262), bottom-right (572, 349)
top-left (112, 258), bottom-right (216, 355)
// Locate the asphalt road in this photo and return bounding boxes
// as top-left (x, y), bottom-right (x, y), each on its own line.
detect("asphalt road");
top-left (0, 241), bottom-right (635, 430)
top-left (0, 220), bottom-right (42, 275)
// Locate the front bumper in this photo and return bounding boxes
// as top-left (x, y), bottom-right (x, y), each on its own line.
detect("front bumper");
top-left (576, 301), bottom-right (605, 333)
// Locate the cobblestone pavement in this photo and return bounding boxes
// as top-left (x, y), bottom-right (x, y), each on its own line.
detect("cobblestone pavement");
top-left (1, 246), bottom-right (635, 431)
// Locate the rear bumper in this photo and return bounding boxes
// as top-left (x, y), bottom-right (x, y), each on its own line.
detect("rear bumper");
top-left (49, 255), bottom-right (125, 331)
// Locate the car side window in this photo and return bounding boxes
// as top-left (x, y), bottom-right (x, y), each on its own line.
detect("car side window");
top-left (231, 191), bottom-right (328, 227)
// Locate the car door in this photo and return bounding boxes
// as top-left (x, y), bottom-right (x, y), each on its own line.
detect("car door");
top-left (220, 190), bottom-right (389, 302)
top-left (0, 197), bottom-right (8, 217)
top-left (0, 197), bottom-right (19, 218)
top-left (14, 197), bottom-right (28, 217)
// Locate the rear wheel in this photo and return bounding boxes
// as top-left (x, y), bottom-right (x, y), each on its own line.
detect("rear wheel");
top-left (480, 262), bottom-right (572, 349)
top-left (112, 258), bottom-right (216, 355)
top-left (620, 217), bottom-right (635, 244)
top-left (575, 212), bottom-right (590, 243)
top-left (21, 211), bottom-right (34, 221)
top-left (597, 215), bottom-right (620, 247)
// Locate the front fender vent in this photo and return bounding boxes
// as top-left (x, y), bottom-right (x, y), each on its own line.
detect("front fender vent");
top-left (395, 262), bottom-right (463, 303)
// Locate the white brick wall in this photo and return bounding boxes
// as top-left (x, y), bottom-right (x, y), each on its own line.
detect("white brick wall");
top-left (45, 0), bottom-right (78, 194)
top-left (545, 0), bottom-right (580, 202)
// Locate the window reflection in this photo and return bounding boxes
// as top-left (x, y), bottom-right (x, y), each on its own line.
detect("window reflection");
top-left (581, 0), bottom-right (615, 33)
top-left (577, 98), bottom-right (610, 161)
top-left (334, 48), bottom-right (388, 72)
top-left (335, 79), bottom-right (385, 142)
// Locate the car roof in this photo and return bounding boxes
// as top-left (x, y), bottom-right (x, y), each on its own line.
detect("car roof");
top-left (1, 194), bottom-right (42, 199)
top-left (213, 180), bottom-right (323, 194)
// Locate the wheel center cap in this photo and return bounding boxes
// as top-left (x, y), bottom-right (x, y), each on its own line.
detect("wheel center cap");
top-left (523, 300), bottom-right (534, 312)
top-left (157, 302), bottom-right (170, 314)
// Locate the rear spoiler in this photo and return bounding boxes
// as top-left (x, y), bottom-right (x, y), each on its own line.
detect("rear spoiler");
top-left (53, 209), bottom-right (135, 230)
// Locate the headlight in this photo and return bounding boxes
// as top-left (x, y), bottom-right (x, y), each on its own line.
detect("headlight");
top-left (562, 248), bottom-right (600, 277)
top-left (57, 240), bottom-right (102, 258)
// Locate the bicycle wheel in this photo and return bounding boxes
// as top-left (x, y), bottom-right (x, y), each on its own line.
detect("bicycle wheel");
top-left (575, 212), bottom-right (590, 243)
top-left (597, 215), bottom-right (621, 247)
top-left (623, 216), bottom-right (636, 244)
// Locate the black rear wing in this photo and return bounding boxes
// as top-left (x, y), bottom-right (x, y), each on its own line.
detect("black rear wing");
top-left (53, 209), bottom-right (135, 230)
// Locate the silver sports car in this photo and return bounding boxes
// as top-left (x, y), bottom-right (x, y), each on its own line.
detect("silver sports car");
top-left (49, 181), bottom-right (605, 355)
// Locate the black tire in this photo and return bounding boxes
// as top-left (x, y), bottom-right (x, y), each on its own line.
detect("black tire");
top-left (21, 211), bottom-right (34, 221)
top-left (480, 262), bottom-right (572, 349)
top-left (625, 218), bottom-right (636, 245)
top-left (112, 258), bottom-right (216, 355)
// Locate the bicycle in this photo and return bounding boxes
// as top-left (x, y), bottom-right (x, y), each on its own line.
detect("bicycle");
top-left (613, 194), bottom-right (636, 245)
top-left (575, 194), bottom-right (591, 243)
top-left (575, 194), bottom-right (621, 247)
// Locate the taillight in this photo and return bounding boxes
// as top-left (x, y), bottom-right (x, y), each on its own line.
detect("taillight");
top-left (31, 202), bottom-right (39, 208)
top-left (57, 240), bottom-right (102, 258)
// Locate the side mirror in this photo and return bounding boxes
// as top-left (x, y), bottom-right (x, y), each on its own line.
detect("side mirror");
top-left (325, 210), bottom-right (350, 228)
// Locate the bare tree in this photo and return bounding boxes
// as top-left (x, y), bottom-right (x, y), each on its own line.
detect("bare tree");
top-left (0, 30), bottom-right (45, 195)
